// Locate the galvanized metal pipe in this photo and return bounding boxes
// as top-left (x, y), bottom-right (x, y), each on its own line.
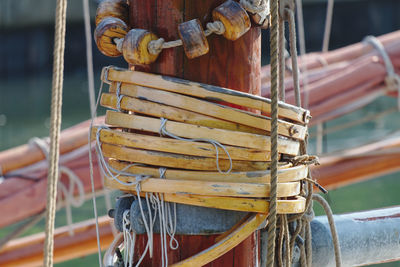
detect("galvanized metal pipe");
top-left (294, 206), bottom-right (400, 266)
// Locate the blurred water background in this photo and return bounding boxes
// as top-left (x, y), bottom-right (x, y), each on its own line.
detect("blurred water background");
top-left (0, 0), bottom-right (399, 266)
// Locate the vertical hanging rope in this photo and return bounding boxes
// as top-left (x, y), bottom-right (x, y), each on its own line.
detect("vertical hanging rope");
top-left (266, 0), bottom-right (279, 266)
top-left (43, 0), bottom-right (67, 266)
top-left (322, 0), bottom-right (334, 53)
top-left (286, 8), bottom-right (301, 107)
top-left (278, 17), bottom-right (286, 101)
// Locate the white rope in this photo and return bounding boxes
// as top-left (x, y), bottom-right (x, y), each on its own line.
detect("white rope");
top-left (95, 126), bottom-right (151, 186)
top-left (116, 82), bottom-right (123, 112)
top-left (240, 0), bottom-right (268, 14)
top-left (159, 118), bottom-right (233, 173)
top-left (29, 137), bottom-right (85, 236)
top-left (205, 21), bottom-right (226, 36)
top-left (159, 168), bottom-right (178, 251)
top-left (363, 35), bottom-right (400, 110)
top-left (122, 210), bottom-right (136, 267)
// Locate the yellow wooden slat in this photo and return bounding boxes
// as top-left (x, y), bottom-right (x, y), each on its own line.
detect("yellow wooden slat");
top-left (161, 194), bottom-right (306, 214)
top-left (101, 93), bottom-right (266, 135)
top-left (93, 127), bottom-right (270, 161)
top-left (107, 82), bottom-right (307, 140)
top-left (103, 175), bottom-right (301, 198)
top-left (109, 159), bottom-right (308, 184)
top-left (102, 143), bottom-right (270, 171)
top-left (105, 66), bottom-right (310, 124)
top-left (105, 110), bottom-right (300, 156)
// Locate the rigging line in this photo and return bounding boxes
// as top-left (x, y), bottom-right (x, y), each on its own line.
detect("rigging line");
top-left (88, 69), bottom-right (108, 267)
top-left (322, 0), bottom-right (335, 53)
top-left (295, 0), bottom-right (310, 109)
top-left (83, 0), bottom-right (96, 116)
top-left (43, 0), bottom-right (67, 266)
top-left (286, 7), bottom-right (301, 107)
top-left (312, 194), bottom-right (342, 267)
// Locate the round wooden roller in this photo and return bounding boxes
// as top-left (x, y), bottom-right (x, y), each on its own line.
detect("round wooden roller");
top-left (94, 17), bottom-right (128, 57)
top-left (95, 0), bottom-right (129, 26)
top-left (178, 19), bottom-right (209, 59)
top-left (212, 0), bottom-right (251, 41)
top-left (122, 29), bottom-right (160, 65)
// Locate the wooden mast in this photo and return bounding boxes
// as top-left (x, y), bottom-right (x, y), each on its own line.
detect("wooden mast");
top-left (129, 0), bottom-right (261, 266)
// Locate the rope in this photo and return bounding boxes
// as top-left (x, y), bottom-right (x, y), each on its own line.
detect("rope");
top-left (240, 0), bottom-right (268, 13)
top-left (30, 137), bottom-right (85, 236)
top-left (43, 0), bottom-right (67, 265)
top-left (286, 8), bottom-right (301, 107)
top-left (363, 35), bottom-right (400, 110)
top-left (83, 0), bottom-right (96, 116)
top-left (158, 118), bottom-right (233, 173)
top-left (294, 0), bottom-right (310, 109)
top-left (264, 0), bottom-right (279, 266)
top-left (312, 194), bottom-right (342, 267)
top-left (322, 0), bottom-right (334, 52)
top-left (205, 21), bottom-right (226, 36)
top-left (89, 69), bottom-right (108, 267)
top-left (278, 16), bottom-right (286, 101)
top-left (122, 210), bottom-right (136, 267)
top-left (147, 21), bottom-right (225, 55)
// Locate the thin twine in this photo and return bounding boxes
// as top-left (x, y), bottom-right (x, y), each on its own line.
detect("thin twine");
top-left (363, 35), bottom-right (400, 110)
top-left (158, 118), bottom-right (233, 173)
top-left (122, 210), bottom-right (136, 267)
top-left (43, 0), bottom-right (67, 265)
top-left (95, 126), bottom-right (151, 187)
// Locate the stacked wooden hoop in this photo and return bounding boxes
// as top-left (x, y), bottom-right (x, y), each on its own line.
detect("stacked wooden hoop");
top-left (94, 66), bottom-right (311, 215)
top-left (94, 0), bottom-right (270, 65)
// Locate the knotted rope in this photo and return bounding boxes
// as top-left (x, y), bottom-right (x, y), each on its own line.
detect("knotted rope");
top-left (363, 35), bottom-right (400, 110)
top-left (147, 21), bottom-right (226, 55)
top-left (43, 0), bottom-right (67, 265)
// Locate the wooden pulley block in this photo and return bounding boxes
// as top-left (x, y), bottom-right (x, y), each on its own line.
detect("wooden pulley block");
top-left (94, 17), bottom-right (128, 57)
top-left (95, 0), bottom-right (129, 26)
top-left (122, 29), bottom-right (160, 65)
top-left (212, 0), bottom-right (251, 41)
top-left (178, 19), bottom-right (209, 59)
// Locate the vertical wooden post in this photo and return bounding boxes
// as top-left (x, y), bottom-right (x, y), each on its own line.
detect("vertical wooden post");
top-left (129, 1), bottom-right (261, 266)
